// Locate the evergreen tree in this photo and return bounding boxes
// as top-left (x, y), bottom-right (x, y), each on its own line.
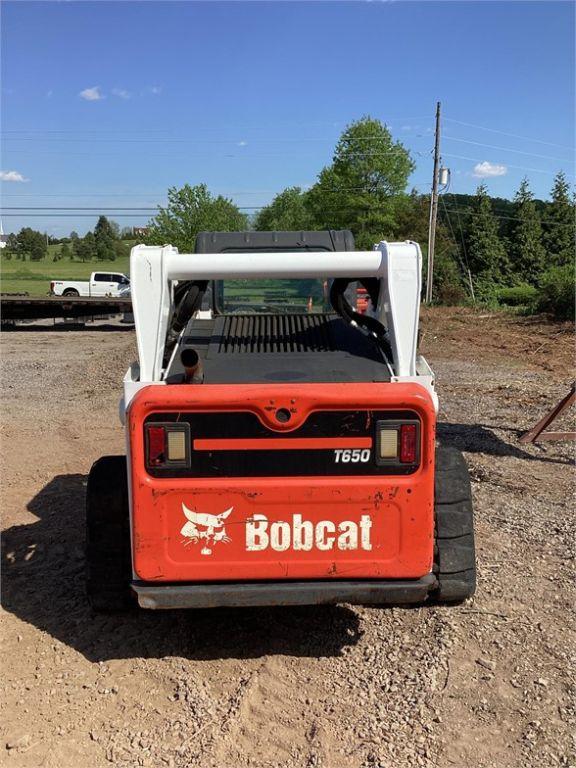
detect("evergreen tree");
top-left (465, 184), bottom-right (507, 282)
top-left (84, 231), bottom-right (97, 261)
top-left (61, 242), bottom-right (72, 261)
top-left (76, 232), bottom-right (97, 262)
top-left (509, 178), bottom-right (546, 283)
top-left (94, 215), bottom-right (116, 261)
top-left (543, 171), bottom-right (575, 267)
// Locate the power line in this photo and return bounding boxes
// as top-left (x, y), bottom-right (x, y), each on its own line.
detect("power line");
top-left (443, 135), bottom-right (573, 164)
top-left (442, 152), bottom-right (575, 177)
top-left (0, 118), bottom-right (432, 134)
top-left (2, 207), bottom-right (158, 211)
top-left (444, 117), bottom-right (575, 152)
top-left (3, 206), bottom-right (573, 228)
top-left (0, 185), bottom-right (432, 209)
top-left (450, 198), bottom-right (471, 271)
top-left (439, 195), bottom-right (474, 300)
top-left (440, 205), bottom-right (574, 229)
top-left (0, 214), bottom-right (156, 218)
top-left (1, 135), bottom-right (420, 144)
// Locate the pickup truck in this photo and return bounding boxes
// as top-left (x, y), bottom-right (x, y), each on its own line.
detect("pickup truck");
top-left (50, 272), bottom-right (131, 297)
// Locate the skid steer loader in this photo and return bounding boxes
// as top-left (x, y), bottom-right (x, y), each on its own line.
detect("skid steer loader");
top-left (86, 230), bottom-right (476, 611)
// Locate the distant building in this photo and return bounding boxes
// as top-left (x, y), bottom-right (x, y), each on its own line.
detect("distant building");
top-left (0, 220), bottom-right (8, 249)
top-left (133, 226), bottom-right (149, 238)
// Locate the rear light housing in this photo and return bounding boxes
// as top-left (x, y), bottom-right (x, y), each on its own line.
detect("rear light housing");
top-left (145, 423), bottom-right (190, 469)
top-left (375, 420), bottom-right (420, 467)
top-left (399, 423), bottom-right (417, 464)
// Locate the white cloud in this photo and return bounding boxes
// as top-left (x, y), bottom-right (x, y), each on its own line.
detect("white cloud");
top-left (237, 140), bottom-right (248, 147)
top-left (150, 86), bottom-right (162, 95)
top-left (112, 87), bottom-right (131, 99)
top-left (472, 161), bottom-right (507, 178)
top-left (79, 86), bottom-right (104, 101)
top-left (0, 170), bottom-right (28, 182)
top-left (46, 90), bottom-right (53, 99)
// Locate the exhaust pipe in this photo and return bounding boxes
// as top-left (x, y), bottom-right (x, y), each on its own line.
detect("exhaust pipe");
top-left (180, 348), bottom-right (204, 384)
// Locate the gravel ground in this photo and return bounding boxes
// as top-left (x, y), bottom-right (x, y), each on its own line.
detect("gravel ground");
top-left (1, 308), bottom-right (574, 768)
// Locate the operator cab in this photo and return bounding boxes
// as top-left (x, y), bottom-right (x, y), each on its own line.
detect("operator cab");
top-left (164, 230), bottom-right (393, 385)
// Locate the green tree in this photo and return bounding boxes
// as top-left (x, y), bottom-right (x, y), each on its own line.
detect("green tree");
top-left (75, 232), bottom-right (97, 262)
top-left (255, 187), bottom-right (312, 231)
top-left (69, 231), bottom-right (81, 261)
top-left (393, 191), bottom-right (465, 302)
top-left (465, 184), bottom-right (508, 284)
top-left (60, 242), bottom-right (72, 261)
top-left (542, 171), bottom-right (575, 267)
top-left (305, 117), bottom-right (414, 248)
top-left (144, 184), bottom-right (248, 252)
top-left (84, 232), bottom-right (97, 261)
top-left (113, 240), bottom-right (130, 261)
top-left (13, 228), bottom-right (47, 261)
top-left (4, 233), bottom-right (18, 260)
top-left (94, 215), bottom-right (117, 261)
top-left (509, 178), bottom-right (546, 283)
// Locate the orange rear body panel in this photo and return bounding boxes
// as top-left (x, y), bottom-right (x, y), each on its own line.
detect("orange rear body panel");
top-left (128, 383), bottom-right (436, 583)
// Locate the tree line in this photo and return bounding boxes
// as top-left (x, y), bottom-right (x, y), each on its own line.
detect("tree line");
top-left (3, 216), bottom-right (132, 263)
top-left (143, 117), bottom-right (574, 318)
top-left (4, 117), bottom-right (573, 317)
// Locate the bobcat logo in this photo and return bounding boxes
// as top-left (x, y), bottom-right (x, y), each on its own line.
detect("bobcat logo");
top-left (180, 504), bottom-right (233, 556)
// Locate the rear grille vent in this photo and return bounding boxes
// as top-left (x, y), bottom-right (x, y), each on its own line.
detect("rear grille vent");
top-left (217, 313), bottom-right (337, 354)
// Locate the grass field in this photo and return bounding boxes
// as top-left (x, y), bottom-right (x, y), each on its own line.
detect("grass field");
top-left (0, 246), bottom-right (131, 296)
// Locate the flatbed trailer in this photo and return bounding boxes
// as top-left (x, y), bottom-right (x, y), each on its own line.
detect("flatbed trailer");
top-left (0, 294), bottom-right (132, 322)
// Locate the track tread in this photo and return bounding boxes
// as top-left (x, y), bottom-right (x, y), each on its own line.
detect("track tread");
top-left (433, 447), bottom-right (476, 603)
top-left (86, 455), bottom-right (132, 612)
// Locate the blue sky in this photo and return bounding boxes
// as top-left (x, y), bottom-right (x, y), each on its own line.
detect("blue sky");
top-left (1, 0), bottom-right (574, 236)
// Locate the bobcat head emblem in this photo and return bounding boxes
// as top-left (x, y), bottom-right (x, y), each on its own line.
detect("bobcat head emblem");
top-left (180, 503), bottom-right (233, 556)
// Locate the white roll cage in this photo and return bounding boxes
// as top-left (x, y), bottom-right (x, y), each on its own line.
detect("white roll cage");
top-left (128, 239), bottom-right (430, 391)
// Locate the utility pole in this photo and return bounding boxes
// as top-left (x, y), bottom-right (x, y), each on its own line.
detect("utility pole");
top-left (425, 101), bottom-right (441, 304)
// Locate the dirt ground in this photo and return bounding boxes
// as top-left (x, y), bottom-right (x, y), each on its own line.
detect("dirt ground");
top-left (1, 307), bottom-right (574, 768)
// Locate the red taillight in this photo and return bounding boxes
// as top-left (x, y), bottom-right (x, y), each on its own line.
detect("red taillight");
top-left (146, 423), bottom-right (190, 469)
top-left (399, 424), bottom-right (417, 463)
top-left (147, 426), bottom-right (166, 466)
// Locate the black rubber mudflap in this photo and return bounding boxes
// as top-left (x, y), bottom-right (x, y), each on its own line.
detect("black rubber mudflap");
top-left (85, 456), bottom-right (133, 612)
top-left (433, 446), bottom-right (476, 603)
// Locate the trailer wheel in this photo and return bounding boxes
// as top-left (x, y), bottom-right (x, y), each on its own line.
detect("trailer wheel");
top-left (86, 455), bottom-right (133, 612)
top-left (433, 446), bottom-right (476, 603)
top-left (63, 288), bottom-right (79, 297)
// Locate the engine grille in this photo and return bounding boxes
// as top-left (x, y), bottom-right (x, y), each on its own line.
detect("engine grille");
top-left (217, 313), bottom-right (337, 354)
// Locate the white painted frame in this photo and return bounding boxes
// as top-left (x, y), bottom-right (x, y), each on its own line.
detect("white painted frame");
top-left (129, 240), bottom-right (424, 386)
